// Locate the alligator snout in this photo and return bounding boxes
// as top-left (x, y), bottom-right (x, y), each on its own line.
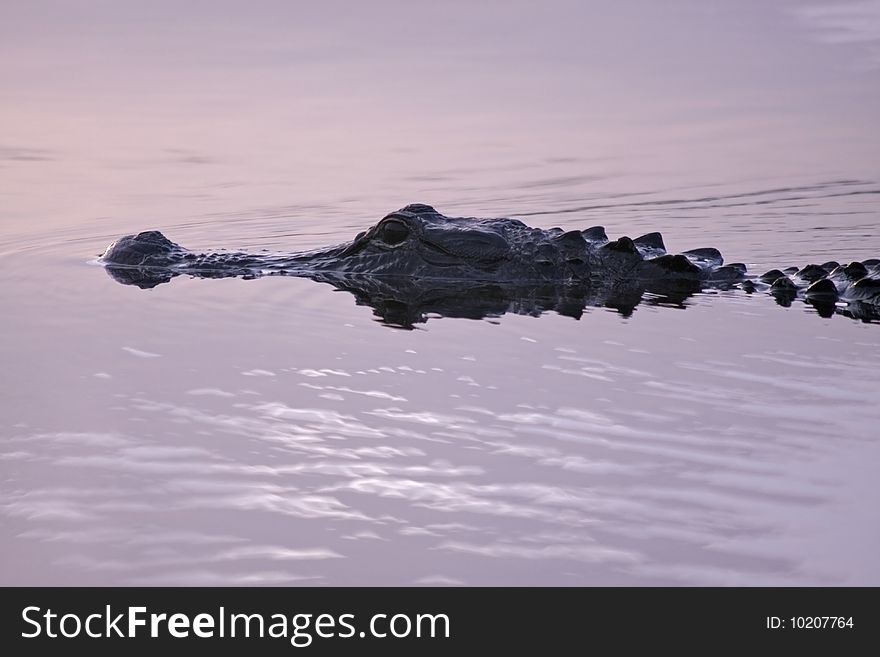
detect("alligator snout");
top-left (101, 230), bottom-right (178, 266)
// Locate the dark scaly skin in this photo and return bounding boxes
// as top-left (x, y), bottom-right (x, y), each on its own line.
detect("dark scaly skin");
top-left (99, 203), bottom-right (880, 327)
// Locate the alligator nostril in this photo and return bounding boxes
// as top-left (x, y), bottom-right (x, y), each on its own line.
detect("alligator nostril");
top-left (536, 259), bottom-right (553, 266)
top-left (566, 257), bottom-right (585, 266)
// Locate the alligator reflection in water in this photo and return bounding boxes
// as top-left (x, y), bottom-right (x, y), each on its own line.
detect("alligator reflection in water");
top-left (99, 204), bottom-right (880, 327)
top-left (105, 264), bottom-right (713, 326)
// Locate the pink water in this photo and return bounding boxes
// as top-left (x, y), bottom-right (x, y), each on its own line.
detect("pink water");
top-left (1, 0), bottom-right (879, 585)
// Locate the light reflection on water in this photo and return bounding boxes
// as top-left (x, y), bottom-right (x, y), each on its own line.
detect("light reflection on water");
top-left (2, 0), bottom-right (880, 585)
top-left (2, 307), bottom-right (878, 585)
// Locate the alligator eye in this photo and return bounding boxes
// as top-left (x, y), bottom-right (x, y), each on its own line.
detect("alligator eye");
top-left (377, 219), bottom-right (410, 245)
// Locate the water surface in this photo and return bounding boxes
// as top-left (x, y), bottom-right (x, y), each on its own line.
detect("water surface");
top-left (1, 0), bottom-right (879, 585)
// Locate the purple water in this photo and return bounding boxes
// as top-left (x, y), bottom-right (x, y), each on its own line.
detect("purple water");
top-left (1, 0), bottom-right (879, 585)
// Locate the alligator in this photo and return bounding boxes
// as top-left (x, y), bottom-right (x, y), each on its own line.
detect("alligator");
top-left (99, 203), bottom-right (880, 327)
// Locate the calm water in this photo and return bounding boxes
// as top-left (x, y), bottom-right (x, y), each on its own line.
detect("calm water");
top-left (2, 1), bottom-right (879, 585)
